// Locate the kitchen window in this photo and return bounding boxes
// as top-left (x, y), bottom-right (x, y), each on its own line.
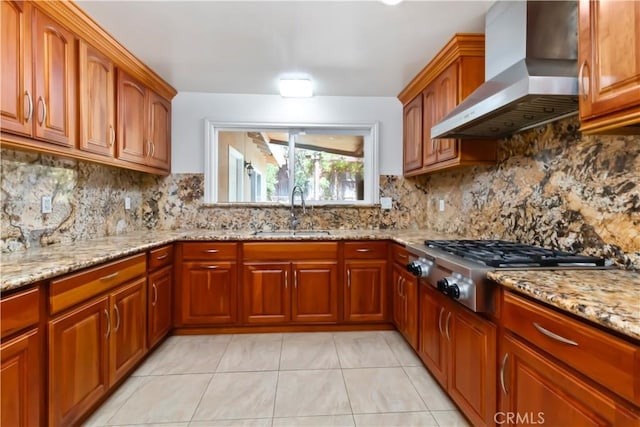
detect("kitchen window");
top-left (204, 121), bottom-right (379, 205)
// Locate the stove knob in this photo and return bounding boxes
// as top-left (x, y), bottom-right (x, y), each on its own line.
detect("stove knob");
top-left (446, 284), bottom-right (461, 299)
top-left (406, 262), bottom-right (417, 275)
top-left (437, 278), bottom-right (449, 293)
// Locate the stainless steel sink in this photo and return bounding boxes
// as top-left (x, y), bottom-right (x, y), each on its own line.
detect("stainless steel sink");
top-left (252, 230), bottom-right (331, 237)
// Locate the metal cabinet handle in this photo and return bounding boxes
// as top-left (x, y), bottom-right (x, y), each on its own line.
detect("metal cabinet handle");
top-left (284, 270), bottom-right (288, 288)
top-left (25, 91), bottom-right (33, 123)
top-left (37, 96), bottom-right (46, 126)
top-left (438, 307), bottom-right (445, 336)
top-left (294, 270), bottom-right (298, 288)
top-left (152, 283), bottom-right (158, 306)
top-left (113, 304), bottom-right (121, 332)
top-left (109, 125), bottom-right (115, 146)
top-left (445, 312), bottom-right (452, 341)
top-left (104, 309), bottom-right (111, 338)
top-left (202, 249), bottom-right (219, 253)
top-left (199, 265), bottom-right (218, 270)
top-left (578, 60), bottom-right (589, 100)
top-left (356, 248), bottom-right (371, 253)
top-left (500, 353), bottom-right (509, 395)
top-left (100, 272), bottom-right (119, 281)
top-left (533, 322), bottom-right (578, 346)
top-left (146, 140), bottom-right (152, 157)
top-left (347, 269), bottom-right (351, 288)
top-left (150, 141), bottom-right (156, 158)
top-left (156, 254), bottom-right (168, 260)
top-left (397, 253), bottom-right (408, 259)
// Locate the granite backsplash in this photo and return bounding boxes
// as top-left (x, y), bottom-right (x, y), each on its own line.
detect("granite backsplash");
top-left (2, 117), bottom-right (638, 269)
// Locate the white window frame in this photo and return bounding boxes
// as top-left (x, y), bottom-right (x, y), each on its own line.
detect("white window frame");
top-left (204, 120), bottom-right (379, 205)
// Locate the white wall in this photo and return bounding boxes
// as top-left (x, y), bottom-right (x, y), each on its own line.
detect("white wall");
top-left (171, 92), bottom-right (403, 175)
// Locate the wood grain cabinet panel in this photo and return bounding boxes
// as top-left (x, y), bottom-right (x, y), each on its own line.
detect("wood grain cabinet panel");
top-left (33, 7), bottom-right (76, 147)
top-left (1, 0), bottom-right (33, 137)
top-left (78, 40), bottom-right (115, 157)
top-left (403, 95), bottom-right (423, 173)
top-left (147, 91), bottom-right (171, 170)
top-left (147, 265), bottom-right (173, 349)
top-left (291, 261), bottom-right (338, 323)
top-left (392, 262), bottom-right (419, 349)
top-left (181, 261), bottom-right (237, 325)
top-left (418, 285), bottom-right (448, 386)
top-left (1, 328), bottom-right (41, 427)
top-left (579, 0), bottom-right (640, 133)
top-left (117, 70), bottom-right (148, 164)
top-left (49, 297), bottom-right (110, 427)
top-left (344, 260), bottom-right (387, 322)
top-left (242, 263), bottom-right (290, 324)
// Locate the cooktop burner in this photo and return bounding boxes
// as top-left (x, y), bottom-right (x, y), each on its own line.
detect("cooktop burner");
top-left (424, 239), bottom-right (606, 268)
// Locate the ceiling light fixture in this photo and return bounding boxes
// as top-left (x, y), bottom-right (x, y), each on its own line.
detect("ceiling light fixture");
top-left (380, 0), bottom-right (403, 5)
top-left (279, 79), bottom-right (313, 98)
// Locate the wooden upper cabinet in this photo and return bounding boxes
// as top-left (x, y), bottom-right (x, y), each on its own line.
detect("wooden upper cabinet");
top-left (291, 261), bottom-right (338, 323)
top-left (403, 95), bottom-right (423, 173)
top-left (434, 64), bottom-right (458, 162)
top-left (32, 7), bottom-right (76, 148)
top-left (117, 70), bottom-right (148, 164)
top-left (579, 0), bottom-right (640, 133)
top-left (79, 41), bottom-right (115, 157)
top-left (147, 92), bottom-right (171, 170)
top-left (1, 0), bottom-right (33, 137)
top-left (422, 86), bottom-right (438, 166)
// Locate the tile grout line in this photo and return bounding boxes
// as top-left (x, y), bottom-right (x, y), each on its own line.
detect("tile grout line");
top-left (271, 334), bottom-right (285, 419)
top-left (101, 376), bottom-right (149, 427)
top-left (332, 333), bottom-right (356, 426)
top-left (401, 365), bottom-right (432, 414)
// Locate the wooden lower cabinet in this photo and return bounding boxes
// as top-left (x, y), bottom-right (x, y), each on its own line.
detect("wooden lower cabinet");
top-left (1, 328), bottom-right (41, 427)
top-left (49, 296), bottom-right (110, 427)
top-left (291, 262), bottom-right (338, 323)
top-left (242, 262), bottom-right (289, 324)
top-left (180, 261), bottom-right (237, 325)
top-left (147, 265), bottom-right (173, 348)
top-left (418, 284), bottom-right (497, 427)
top-left (392, 263), bottom-right (418, 349)
top-left (344, 260), bottom-right (387, 322)
top-left (500, 333), bottom-right (640, 426)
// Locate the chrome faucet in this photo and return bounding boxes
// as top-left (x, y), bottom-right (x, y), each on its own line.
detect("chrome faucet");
top-left (290, 185), bottom-right (306, 230)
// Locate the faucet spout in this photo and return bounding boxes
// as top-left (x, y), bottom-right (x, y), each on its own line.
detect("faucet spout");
top-left (290, 185), bottom-right (306, 229)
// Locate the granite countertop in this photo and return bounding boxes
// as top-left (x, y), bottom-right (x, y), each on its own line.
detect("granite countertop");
top-left (489, 270), bottom-right (640, 341)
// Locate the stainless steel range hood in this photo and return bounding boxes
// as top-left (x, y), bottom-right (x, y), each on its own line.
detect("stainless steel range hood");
top-left (431, 1), bottom-right (579, 139)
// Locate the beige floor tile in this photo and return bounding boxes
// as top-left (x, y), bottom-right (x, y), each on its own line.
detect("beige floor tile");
top-left (190, 419), bottom-right (272, 427)
top-left (380, 331), bottom-right (422, 366)
top-left (217, 334), bottom-right (283, 372)
top-left (431, 410), bottom-right (471, 427)
top-left (403, 367), bottom-right (456, 411)
top-left (354, 411), bottom-right (438, 427)
top-left (192, 371), bottom-right (278, 421)
top-left (333, 332), bottom-right (399, 368)
top-left (113, 424), bottom-right (189, 427)
top-left (108, 374), bottom-right (211, 424)
top-left (273, 415), bottom-right (355, 427)
top-left (144, 335), bottom-right (231, 374)
top-left (132, 338), bottom-right (179, 376)
top-left (82, 377), bottom-right (147, 426)
top-left (280, 333), bottom-right (340, 370)
top-left (343, 367), bottom-right (426, 414)
top-left (274, 370), bottom-right (351, 417)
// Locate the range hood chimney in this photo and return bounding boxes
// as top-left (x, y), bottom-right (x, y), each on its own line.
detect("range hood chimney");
top-left (431, 1), bottom-right (579, 139)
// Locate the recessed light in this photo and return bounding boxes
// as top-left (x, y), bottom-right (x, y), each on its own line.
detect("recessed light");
top-left (279, 79), bottom-right (313, 98)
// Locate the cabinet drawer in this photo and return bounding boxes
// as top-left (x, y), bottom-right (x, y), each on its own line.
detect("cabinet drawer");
top-left (148, 244), bottom-right (173, 270)
top-left (181, 242), bottom-right (237, 260)
top-left (503, 291), bottom-right (640, 404)
top-left (392, 244), bottom-right (411, 265)
top-left (243, 242), bottom-right (338, 261)
top-left (1, 287), bottom-right (40, 338)
top-left (49, 254), bottom-right (146, 315)
top-left (344, 241), bottom-right (388, 259)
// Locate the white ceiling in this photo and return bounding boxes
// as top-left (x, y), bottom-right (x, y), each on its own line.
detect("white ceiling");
top-left (77, 0), bottom-right (493, 97)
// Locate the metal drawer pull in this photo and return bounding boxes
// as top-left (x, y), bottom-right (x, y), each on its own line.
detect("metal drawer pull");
top-left (25, 91), bottom-right (33, 122)
top-left (284, 270), bottom-right (288, 288)
top-left (438, 307), bottom-right (445, 336)
top-left (578, 60), bottom-right (589, 100)
top-left (100, 272), bottom-right (119, 281)
top-left (445, 312), bottom-right (452, 341)
top-left (202, 249), bottom-right (219, 253)
top-left (104, 309), bottom-right (111, 338)
top-left (533, 322), bottom-right (578, 346)
top-left (200, 265), bottom-right (218, 270)
top-left (152, 283), bottom-right (158, 306)
top-left (109, 125), bottom-right (115, 146)
top-left (356, 248), bottom-right (371, 252)
top-left (397, 253), bottom-right (407, 259)
top-left (500, 353), bottom-right (509, 395)
top-left (113, 304), bottom-right (121, 332)
top-left (37, 96), bottom-right (46, 126)
top-left (156, 254), bottom-right (169, 260)
top-left (347, 269), bottom-right (351, 288)
top-left (294, 270), bottom-right (298, 288)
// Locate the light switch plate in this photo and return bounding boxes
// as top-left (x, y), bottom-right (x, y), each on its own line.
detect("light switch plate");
top-left (124, 197), bottom-right (131, 210)
top-left (380, 197), bottom-right (392, 210)
top-left (439, 199), bottom-right (445, 212)
top-left (41, 196), bottom-right (52, 214)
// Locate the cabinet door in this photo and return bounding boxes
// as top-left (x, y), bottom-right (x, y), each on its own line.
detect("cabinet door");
top-left (500, 334), bottom-right (640, 426)
top-left (391, 264), bottom-right (405, 330)
top-left (109, 277), bottom-right (147, 385)
top-left (243, 263), bottom-right (290, 324)
top-left (49, 297), bottom-right (110, 427)
top-left (435, 64), bottom-right (458, 162)
top-left (1, 328), bottom-right (40, 427)
top-left (579, 0), bottom-right (640, 119)
top-left (148, 266), bottom-right (173, 349)
top-left (402, 271), bottom-right (418, 350)
top-left (422, 86), bottom-right (438, 166)
top-left (78, 41), bottom-right (115, 157)
top-left (181, 262), bottom-right (237, 325)
top-left (403, 95), bottom-right (423, 173)
top-left (33, 7), bottom-right (75, 147)
top-left (291, 261), bottom-right (338, 323)
top-left (448, 306), bottom-right (496, 427)
top-left (117, 70), bottom-right (148, 164)
top-left (147, 91), bottom-right (171, 170)
top-left (344, 260), bottom-right (387, 322)
top-left (1, 0), bottom-right (32, 136)
top-left (418, 285), bottom-right (447, 386)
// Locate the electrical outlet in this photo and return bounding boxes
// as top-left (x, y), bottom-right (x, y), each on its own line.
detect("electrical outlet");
top-left (439, 199), bottom-right (445, 212)
top-left (124, 197), bottom-right (131, 210)
top-left (41, 196), bottom-right (52, 214)
top-left (380, 197), bottom-right (392, 210)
